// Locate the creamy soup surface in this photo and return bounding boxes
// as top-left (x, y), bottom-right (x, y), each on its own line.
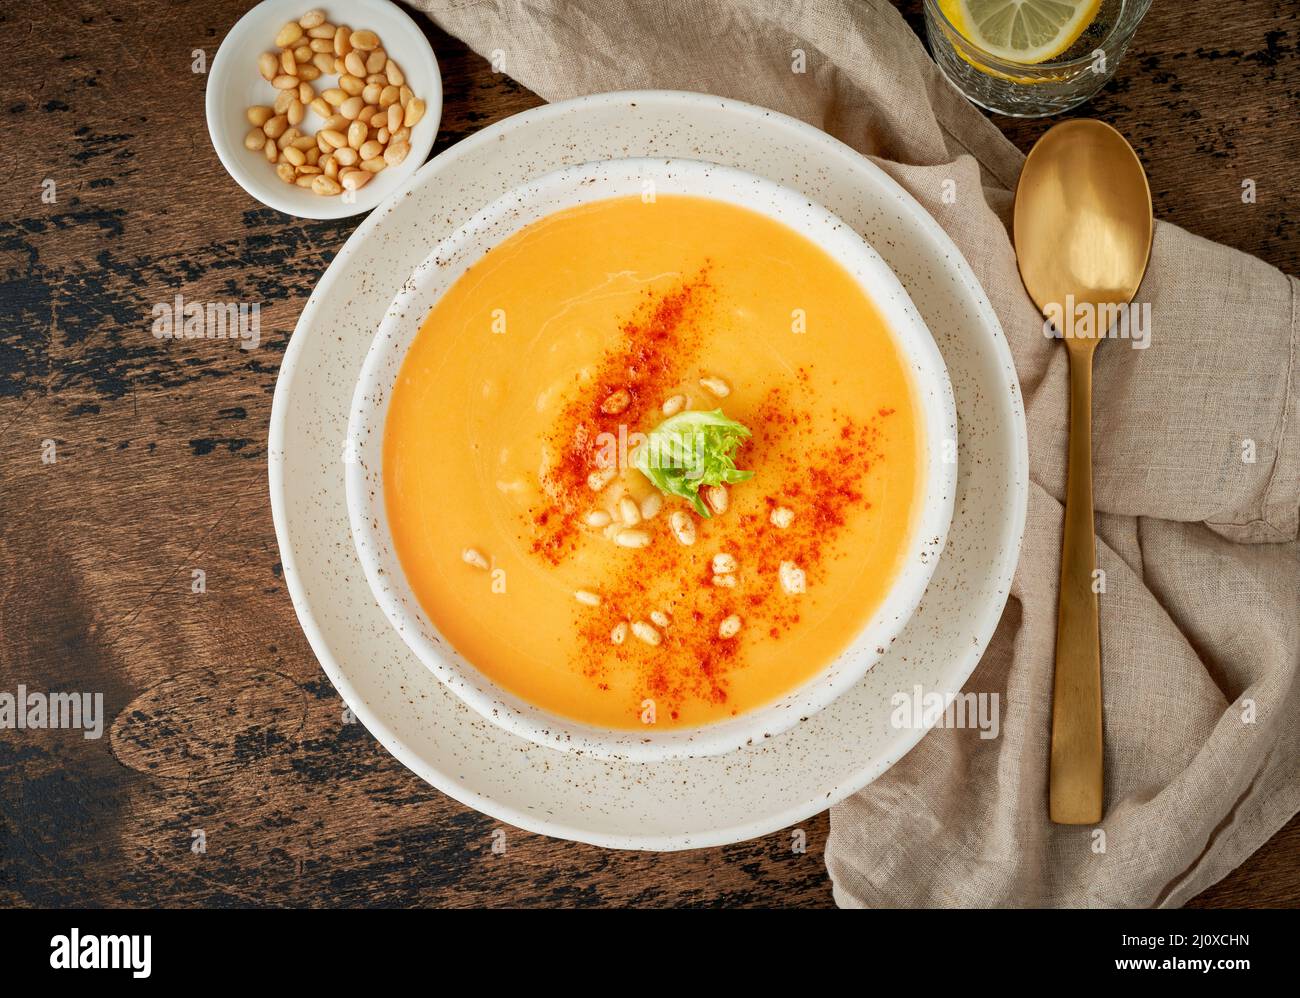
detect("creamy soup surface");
top-left (383, 195), bottom-right (922, 729)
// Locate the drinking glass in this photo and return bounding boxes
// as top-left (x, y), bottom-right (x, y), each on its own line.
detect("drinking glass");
top-left (923, 0), bottom-right (1152, 117)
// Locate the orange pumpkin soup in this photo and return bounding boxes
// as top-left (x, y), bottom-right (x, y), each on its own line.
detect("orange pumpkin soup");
top-left (383, 195), bottom-right (922, 729)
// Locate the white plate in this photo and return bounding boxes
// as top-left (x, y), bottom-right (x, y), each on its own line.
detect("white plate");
top-left (206, 0), bottom-right (442, 219)
top-left (346, 157), bottom-right (959, 762)
top-left (269, 91), bottom-right (1028, 850)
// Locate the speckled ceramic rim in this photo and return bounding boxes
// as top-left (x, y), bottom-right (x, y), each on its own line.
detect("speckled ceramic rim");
top-left (345, 158), bottom-right (958, 762)
top-left (205, 0), bottom-right (443, 220)
top-left (268, 90), bottom-right (1029, 850)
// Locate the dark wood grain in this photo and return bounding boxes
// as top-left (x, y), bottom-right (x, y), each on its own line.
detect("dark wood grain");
top-left (0, 0), bottom-right (1294, 909)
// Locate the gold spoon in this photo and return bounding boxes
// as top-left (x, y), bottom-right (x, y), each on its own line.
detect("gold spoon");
top-left (1013, 119), bottom-right (1153, 825)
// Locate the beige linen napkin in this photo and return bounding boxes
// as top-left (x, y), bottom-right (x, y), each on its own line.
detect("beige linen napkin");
top-left (412, 0), bottom-right (1300, 906)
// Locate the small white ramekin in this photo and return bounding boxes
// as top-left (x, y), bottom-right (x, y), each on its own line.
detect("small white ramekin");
top-left (206, 0), bottom-right (441, 219)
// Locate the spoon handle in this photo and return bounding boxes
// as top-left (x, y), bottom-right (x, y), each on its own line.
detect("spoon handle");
top-left (1050, 346), bottom-right (1104, 824)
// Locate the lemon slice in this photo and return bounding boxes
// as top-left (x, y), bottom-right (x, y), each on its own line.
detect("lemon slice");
top-left (938, 0), bottom-right (1102, 65)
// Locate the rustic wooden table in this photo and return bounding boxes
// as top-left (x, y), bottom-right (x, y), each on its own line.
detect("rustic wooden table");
top-left (2, 1), bottom-right (1296, 908)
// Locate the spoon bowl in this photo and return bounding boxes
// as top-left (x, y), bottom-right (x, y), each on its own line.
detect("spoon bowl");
top-left (1016, 120), bottom-right (1153, 321)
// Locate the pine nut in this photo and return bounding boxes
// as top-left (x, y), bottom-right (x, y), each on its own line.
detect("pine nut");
top-left (404, 98), bottom-right (426, 127)
top-left (263, 138), bottom-right (278, 162)
top-left (770, 506), bottom-right (795, 529)
top-left (390, 126), bottom-right (410, 144)
top-left (299, 9), bottom-right (326, 29)
top-left (283, 146), bottom-right (305, 167)
top-left (295, 174), bottom-right (318, 188)
top-left (376, 128), bottom-right (390, 144)
top-left (297, 64), bottom-right (320, 82)
top-left (386, 60), bottom-right (404, 86)
top-left (668, 511), bottom-right (696, 545)
top-left (344, 51), bottom-right (367, 77)
top-left (350, 29), bottom-right (380, 51)
top-left (360, 157), bottom-right (387, 173)
top-left (640, 493), bottom-right (662, 520)
top-left (387, 103), bottom-right (403, 132)
top-left (275, 162), bottom-right (296, 183)
top-left (310, 37), bottom-right (333, 53)
top-left (275, 22), bottom-right (304, 47)
top-left (323, 113), bottom-right (348, 131)
top-left (615, 529), bottom-right (651, 549)
top-left (334, 146), bottom-right (358, 166)
top-left (247, 105), bottom-right (273, 126)
top-left (650, 610), bottom-right (670, 628)
top-left (383, 140), bottom-right (409, 166)
top-left (334, 25), bottom-right (351, 57)
top-left (585, 510), bottom-right (612, 528)
top-left (298, 81), bottom-right (314, 103)
top-left (699, 376), bottom-right (731, 397)
top-left (294, 44), bottom-right (312, 64)
top-left (291, 135), bottom-right (316, 151)
top-left (279, 49), bottom-right (296, 76)
top-left (779, 561), bottom-right (806, 594)
top-left (341, 170), bottom-right (371, 191)
top-left (574, 589), bottom-right (601, 607)
top-left (363, 82), bottom-right (383, 105)
top-left (339, 74), bottom-right (365, 96)
top-left (311, 52), bottom-right (334, 74)
top-left (704, 485), bottom-right (729, 515)
top-left (323, 155), bottom-right (338, 179)
top-left (619, 497), bottom-right (641, 527)
top-left (359, 139), bottom-right (384, 161)
top-left (712, 574), bottom-right (737, 588)
top-left (712, 553), bottom-right (737, 575)
top-left (600, 388), bottom-right (631, 414)
top-left (347, 121), bottom-right (367, 149)
top-left (272, 74), bottom-right (298, 90)
top-left (244, 128), bottom-right (265, 151)
top-left (661, 394), bottom-right (686, 416)
top-left (462, 548), bottom-right (489, 570)
top-left (287, 99), bottom-right (305, 126)
top-left (262, 114), bottom-right (288, 139)
top-left (610, 622), bottom-right (628, 645)
top-left (319, 129), bottom-right (347, 149)
top-left (274, 89), bottom-right (295, 114)
top-left (366, 49), bottom-right (387, 74)
top-left (631, 621), bottom-right (661, 646)
top-left (718, 615), bottom-right (742, 639)
top-left (307, 24), bottom-right (336, 39)
top-left (587, 466), bottom-right (616, 491)
top-left (310, 96), bottom-right (332, 117)
top-left (340, 96), bottom-right (364, 119)
top-left (379, 85), bottom-right (400, 109)
top-left (258, 52), bottom-right (278, 81)
top-left (399, 85), bottom-right (413, 106)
